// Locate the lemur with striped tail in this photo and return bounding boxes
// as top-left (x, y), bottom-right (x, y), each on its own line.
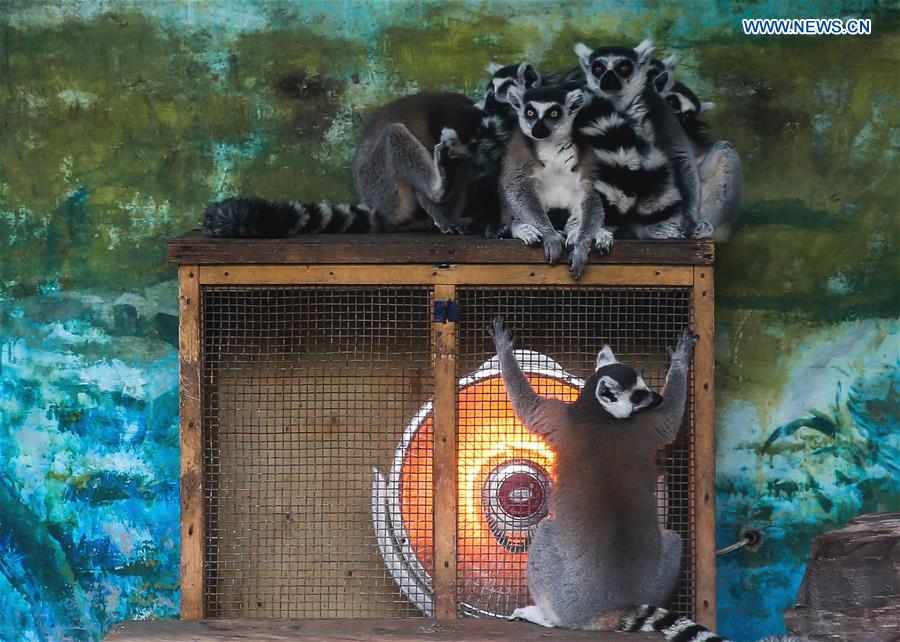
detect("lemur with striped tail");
top-left (466, 62), bottom-right (544, 238)
top-left (491, 320), bottom-right (802, 642)
top-left (498, 81), bottom-right (612, 278)
top-left (651, 65), bottom-right (743, 242)
top-left (573, 40), bottom-right (710, 240)
top-left (490, 318), bottom-right (694, 629)
top-left (468, 61), bottom-right (587, 237)
top-left (204, 92), bottom-right (482, 237)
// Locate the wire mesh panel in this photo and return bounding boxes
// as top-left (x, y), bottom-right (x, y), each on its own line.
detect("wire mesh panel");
top-left (200, 286), bottom-right (433, 618)
top-left (455, 287), bottom-right (695, 618)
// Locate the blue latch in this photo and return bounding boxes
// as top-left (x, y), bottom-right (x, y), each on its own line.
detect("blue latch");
top-left (434, 299), bottom-right (458, 323)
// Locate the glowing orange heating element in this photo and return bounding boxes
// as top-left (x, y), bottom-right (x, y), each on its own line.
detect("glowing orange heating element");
top-left (398, 374), bottom-right (580, 605)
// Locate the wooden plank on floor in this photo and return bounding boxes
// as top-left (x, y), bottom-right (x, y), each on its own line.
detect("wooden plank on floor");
top-left (104, 618), bottom-right (660, 641)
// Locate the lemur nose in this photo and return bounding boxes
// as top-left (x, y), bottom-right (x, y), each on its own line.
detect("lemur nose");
top-left (600, 71), bottom-right (622, 91)
top-left (531, 121), bottom-right (551, 139)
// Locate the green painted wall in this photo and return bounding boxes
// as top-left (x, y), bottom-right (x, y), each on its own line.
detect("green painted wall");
top-left (1, 2), bottom-right (897, 640)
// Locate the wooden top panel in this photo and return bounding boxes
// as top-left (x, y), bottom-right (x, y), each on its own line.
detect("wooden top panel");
top-left (104, 618), bottom-right (658, 641)
top-left (168, 231), bottom-right (715, 266)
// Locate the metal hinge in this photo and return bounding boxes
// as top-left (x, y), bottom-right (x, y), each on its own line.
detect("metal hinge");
top-left (433, 299), bottom-right (458, 323)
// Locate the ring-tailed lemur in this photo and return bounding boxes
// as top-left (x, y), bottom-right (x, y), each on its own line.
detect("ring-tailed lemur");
top-left (490, 318), bottom-right (696, 629)
top-left (643, 54), bottom-right (743, 243)
top-left (468, 62), bottom-right (588, 237)
top-left (574, 40), bottom-right (710, 240)
top-left (653, 72), bottom-right (743, 242)
top-left (203, 92), bottom-right (482, 237)
top-left (491, 321), bottom-right (798, 642)
top-left (467, 63), bottom-right (544, 237)
top-left (498, 82), bottom-right (612, 278)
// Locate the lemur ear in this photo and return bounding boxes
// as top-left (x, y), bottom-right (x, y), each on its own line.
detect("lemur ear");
top-left (518, 62), bottom-right (541, 89)
top-left (486, 62), bottom-right (503, 75)
top-left (595, 345), bottom-right (618, 369)
top-left (574, 42), bottom-right (593, 69)
top-left (565, 88), bottom-right (584, 113)
top-left (634, 390), bottom-right (664, 412)
top-left (507, 84), bottom-right (525, 111)
top-left (700, 101), bottom-right (716, 113)
top-left (653, 70), bottom-right (672, 93)
top-left (634, 39), bottom-right (655, 64)
top-left (662, 54), bottom-right (678, 71)
top-left (495, 78), bottom-right (515, 103)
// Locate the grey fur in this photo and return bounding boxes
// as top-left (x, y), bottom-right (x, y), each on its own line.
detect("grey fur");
top-left (696, 140), bottom-right (742, 242)
top-left (490, 319), bottom-right (698, 630)
top-left (652, 60), bottom-right (743, 242)
top-left (204, 92), bottom-right (482, 237)
top-left (500, 84), bottom-right (610, 278)
top-left (353, 93), bottom-right (482, 233)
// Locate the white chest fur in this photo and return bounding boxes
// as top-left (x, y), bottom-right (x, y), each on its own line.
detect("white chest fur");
top-left (532, 139), bottom-right (582, 211)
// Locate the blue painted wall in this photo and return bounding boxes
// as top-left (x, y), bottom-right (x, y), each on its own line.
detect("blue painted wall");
top-left (1, 2), bottom-right (897, 640)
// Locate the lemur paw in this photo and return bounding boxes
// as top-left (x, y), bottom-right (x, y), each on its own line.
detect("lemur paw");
top-left (512, 223), bottom-right (542, 247)
top-left (690, 220), bottom-right (714, 239)
top-left (439, 127), bottom-right (470, 158)
top-left (569, 241), bottom-right (590, 280)
top-left (543, 230), bottom-right (566, 265)
top-left (489, 317), bottom-right (514, 353)
top-left (483, 224), bottom-right (511, 239)
top-left (594, 228), bottom-right (614, 256)
top-left (669, 327), bottom-right (699, 363)
top-left (509, 605), bottom-right (557, 628)
top-left (445, 222), bottom-right (471, 235)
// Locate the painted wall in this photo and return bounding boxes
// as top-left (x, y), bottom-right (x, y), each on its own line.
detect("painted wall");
top-left (0, 1), bottom-right (897, 640)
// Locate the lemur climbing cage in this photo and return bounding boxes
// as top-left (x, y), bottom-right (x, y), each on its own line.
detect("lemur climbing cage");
top-left (171, 233), bottom-right (717, 628)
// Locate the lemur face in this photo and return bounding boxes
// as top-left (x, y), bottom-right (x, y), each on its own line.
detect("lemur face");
top-left (662, 80), bottom-right (714, 125)
top-left (507, 85), bottom-right (584, 141)
top-left (574, 40), bottom-right (655, 102)
top-left (587, 345), bottom-right (662, 419)
top-left (646, 58), bottom-right (666, 82)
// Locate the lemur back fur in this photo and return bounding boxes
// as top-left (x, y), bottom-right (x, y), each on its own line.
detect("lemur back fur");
top-left (204, 92), bottom-right (482, 237)
top-left (490, 320), bottom-right (697, 630)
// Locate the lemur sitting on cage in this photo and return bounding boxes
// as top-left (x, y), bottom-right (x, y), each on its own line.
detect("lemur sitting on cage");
top-left (466, 62), bottom-right (544, 238)
top-left (468, 61), bottom-right (587, 237)
top-left (498, 80), bottom-right (613, 279)
top-left (573, 40), bottom-right (710, 240)
top-left (204, 92), bottom-right (485, 238)
top-left (650, 65), bottom-right (743, 242)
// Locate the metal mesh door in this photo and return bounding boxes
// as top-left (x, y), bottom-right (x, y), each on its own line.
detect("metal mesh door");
top-left (200, 286), bottom-right (433, 618)
top-left (455, 287), bottom-right (695, 618)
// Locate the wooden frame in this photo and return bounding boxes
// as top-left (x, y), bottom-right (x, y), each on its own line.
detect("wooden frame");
top-left (178, 265), bottom-right (204, 620)
top-left (171, 233), bottom-right (716, 629)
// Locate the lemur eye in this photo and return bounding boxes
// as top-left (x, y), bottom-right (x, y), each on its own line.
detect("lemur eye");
top-left (548, 109), bottom-right (560, 119)
top-left (525, 107), bottom-right (536, 118)
top-left (617, 62), bottom-right (633, 76)
top-left (666, 95), bottom-right (681, 111)
top-left (592, 63), bottom-right (605, 76)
